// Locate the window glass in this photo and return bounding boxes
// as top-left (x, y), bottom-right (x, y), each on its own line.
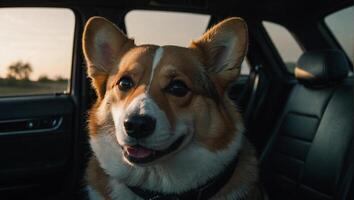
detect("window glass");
top-left (125, 10), bottom-right (210, 47)
top-left (325, 6), bottom-right (353, 63)
top-left (241, 60), bottom-right (251, 75)
top-left (126, 11), bottom-right (251, 75)
top-left (0, 8), bottom-right (75, 97)
top-left (263, 21), bottom-right (303, 73)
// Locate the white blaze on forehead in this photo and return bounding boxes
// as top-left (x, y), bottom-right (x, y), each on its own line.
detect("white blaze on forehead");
top-left (125, 93), bottom-right (161, 116)
top-left (147, 47), bottom-right (164, 91)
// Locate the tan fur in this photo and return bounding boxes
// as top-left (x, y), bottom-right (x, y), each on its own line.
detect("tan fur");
top-left (190, 17), bottom-right (248, 89)
top-left (87, 101), bottom-right (102, 136)
top-left (83, 16), bottom-right (263, 200)
top-left (212, 141), bottom-right (259, 199)
top-left (83, 17), bottom-right (135, 99)
top-left (112, 46), bottom-right (157, 105)
top-left (86, 156), bottom-right (112, 200)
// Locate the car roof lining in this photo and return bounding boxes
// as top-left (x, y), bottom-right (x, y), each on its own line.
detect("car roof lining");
top-left (1, 0), bottom-right (352, 22)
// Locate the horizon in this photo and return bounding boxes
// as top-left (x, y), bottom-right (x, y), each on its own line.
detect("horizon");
top-left (0, 8), bottom-right (74, 81)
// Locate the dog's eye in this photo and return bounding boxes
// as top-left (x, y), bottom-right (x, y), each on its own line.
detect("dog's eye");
top-left (165, 80), bottom-right (189, 97)
top-left (118, 76), bottom-right (134, 91)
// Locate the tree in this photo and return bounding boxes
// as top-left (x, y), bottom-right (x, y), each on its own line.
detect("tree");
top-left (7, 61), bottom-right (33, 80)
top-left (38, 75), bottom-right (51, 82)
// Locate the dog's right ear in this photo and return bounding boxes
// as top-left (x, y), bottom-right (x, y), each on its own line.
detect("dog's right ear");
top-left (82, 16), bottom-right (134, 98)
top-left (190, 17), bottom-right (248, 91)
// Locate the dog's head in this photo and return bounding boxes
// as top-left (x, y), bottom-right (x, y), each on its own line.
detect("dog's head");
top-left (83, 17), bottom-right (248, 167)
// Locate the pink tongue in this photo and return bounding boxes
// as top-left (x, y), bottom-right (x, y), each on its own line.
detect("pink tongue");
top-left (126, 146), bottom-right (152, 158)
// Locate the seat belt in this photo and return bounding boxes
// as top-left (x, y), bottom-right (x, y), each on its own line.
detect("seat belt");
top-left (244, 64), bottom-right (262, 128)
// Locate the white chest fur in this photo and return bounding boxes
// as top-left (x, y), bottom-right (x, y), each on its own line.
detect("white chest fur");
top-left (88, 131), bottom-right (253, 200)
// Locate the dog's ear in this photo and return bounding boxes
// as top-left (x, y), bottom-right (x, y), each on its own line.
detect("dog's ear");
top-left (82, 16), bottom-right (134, 98)
top-left (190, 17), bottom-right (248, 89)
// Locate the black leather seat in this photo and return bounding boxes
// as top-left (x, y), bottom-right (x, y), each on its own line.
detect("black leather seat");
top-left (260, 50), bottom-right (353, 200)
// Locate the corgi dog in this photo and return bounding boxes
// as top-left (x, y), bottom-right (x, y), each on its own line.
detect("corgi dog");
top-left (82, 16), bottom-right (263, 200)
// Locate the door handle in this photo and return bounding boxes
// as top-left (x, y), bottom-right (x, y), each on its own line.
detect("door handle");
top-left (0, 117), bottom-right (62, 133)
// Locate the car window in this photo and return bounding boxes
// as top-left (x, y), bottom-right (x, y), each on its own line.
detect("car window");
top-left (125, 10), bottom-right (250, 75)
top-left (263, 21), bottom-right (303, 74)
top-left (125, 10), bottom-right (210, 47)
top-left (125, 11), bottom-right (251, 75)
top-left (241, 60), bottom-right (251, 75)
top-left (0, 8), bottom-right (75, 97)
top-left (325, 6), bottom-right (353, 64)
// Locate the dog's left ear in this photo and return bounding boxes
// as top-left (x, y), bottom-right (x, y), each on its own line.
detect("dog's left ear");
top-left (190, 17), bottom-right (248, 88)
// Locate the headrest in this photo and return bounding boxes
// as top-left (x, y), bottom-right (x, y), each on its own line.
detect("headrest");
top-left (295, 50), bottom-right (349, 87)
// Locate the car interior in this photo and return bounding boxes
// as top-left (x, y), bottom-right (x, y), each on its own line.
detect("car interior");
top-left (0, 0), bottom-right (352, 199)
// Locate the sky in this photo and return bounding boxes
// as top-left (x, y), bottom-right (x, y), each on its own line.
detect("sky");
top-left (0, 7), bottom-right (352, 80)
top-left (0, 8), bottom-right (75, 80)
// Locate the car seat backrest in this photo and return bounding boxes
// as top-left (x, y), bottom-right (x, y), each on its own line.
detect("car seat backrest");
top-left (260, 50), bottom-right (352, 200)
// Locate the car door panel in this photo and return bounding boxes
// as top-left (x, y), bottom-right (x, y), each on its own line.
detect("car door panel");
top-left (0, 96), bottom-right (75, 198)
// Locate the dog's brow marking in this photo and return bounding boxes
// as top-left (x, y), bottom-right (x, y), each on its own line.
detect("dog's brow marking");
top-left (147, 47), bottom-right (164, 92)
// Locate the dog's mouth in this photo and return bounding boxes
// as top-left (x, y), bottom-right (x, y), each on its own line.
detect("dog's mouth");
top-left (122, 135), bottom-right (185, 164)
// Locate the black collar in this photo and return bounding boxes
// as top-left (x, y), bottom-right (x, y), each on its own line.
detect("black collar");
top-left (127, 154), bottom-right (239, 200)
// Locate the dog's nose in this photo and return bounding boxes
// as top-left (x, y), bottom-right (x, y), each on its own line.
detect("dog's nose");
top-left (124, 115), bottom-right (156, 139)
